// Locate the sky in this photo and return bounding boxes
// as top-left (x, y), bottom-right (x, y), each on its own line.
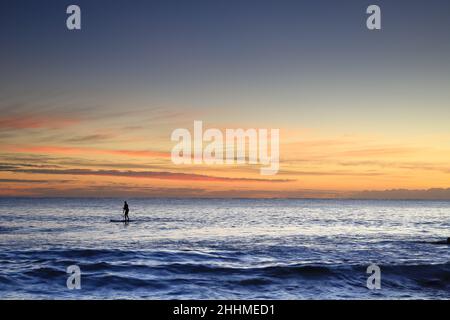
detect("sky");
top-left (1, 0), bottom-right (450, 198)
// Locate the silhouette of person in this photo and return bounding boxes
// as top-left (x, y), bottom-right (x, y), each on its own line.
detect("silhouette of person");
top-left (123, 201), bottom-right (130, 222)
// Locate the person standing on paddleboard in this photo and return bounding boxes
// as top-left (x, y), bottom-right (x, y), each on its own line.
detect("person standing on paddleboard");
top-left (123, 201), bottom-right (130, 222)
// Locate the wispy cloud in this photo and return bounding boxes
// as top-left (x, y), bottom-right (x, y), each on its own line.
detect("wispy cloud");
top-left (0, 116), bottom-right (80, 131)
top-left (351, 188), bottom-right (450, 200)
top-left (4, 145), bottom-right (171, 158)
top-left (0, 178), bottom-right (71, 184)
top-left (62, 134), bottom-right (116, 144)
top-left (0, 185), bottom-right (209, 198)
top-left (0, 167), bottom-right (293, 183)
top-left (277, 169), bottom-right (385, 177)
top-left (338, 147), bottom-right (420, 158)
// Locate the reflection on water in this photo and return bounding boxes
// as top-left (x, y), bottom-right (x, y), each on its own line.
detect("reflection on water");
top-left (0, 198), bottom-right (449, 299)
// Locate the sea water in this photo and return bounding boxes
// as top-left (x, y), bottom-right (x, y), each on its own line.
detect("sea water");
top-left (0, 198), bottom-right (448, 299)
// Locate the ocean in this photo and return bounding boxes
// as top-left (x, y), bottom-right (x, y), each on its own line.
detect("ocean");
top-left (0, 198), bottom-right (448, 299)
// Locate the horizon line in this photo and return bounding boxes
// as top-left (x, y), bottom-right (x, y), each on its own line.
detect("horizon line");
top-left (1, 196), bottom-right (450, 201)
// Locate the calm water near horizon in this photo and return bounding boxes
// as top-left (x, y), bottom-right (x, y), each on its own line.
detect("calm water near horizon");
top-left (0, 198), bottom-right (449, 299)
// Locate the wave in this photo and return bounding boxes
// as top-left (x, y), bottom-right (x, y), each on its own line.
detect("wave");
top-left (0, 226), bottom-right (20, 233)
top-left (1, 247), bottom-right (448, 298)
top-left (10, 258), bottom-right (449, 284)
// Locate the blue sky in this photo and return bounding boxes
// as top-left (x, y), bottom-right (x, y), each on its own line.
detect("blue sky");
top-left (1, 1), bottom-right (450, 197)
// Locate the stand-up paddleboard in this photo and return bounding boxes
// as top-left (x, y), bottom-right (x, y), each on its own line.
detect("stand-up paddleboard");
top-left (430, 238), bottom-right (450, 245)
top-left (110, 219), bottom-right (134, 223)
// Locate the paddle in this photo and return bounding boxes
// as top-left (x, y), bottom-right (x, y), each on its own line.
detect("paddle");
top-left (110, 210), bottom-right (126, 222)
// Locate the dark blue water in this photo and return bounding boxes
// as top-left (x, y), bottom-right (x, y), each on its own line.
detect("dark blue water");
top-left (0, 198), bottom-right (448, 299)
